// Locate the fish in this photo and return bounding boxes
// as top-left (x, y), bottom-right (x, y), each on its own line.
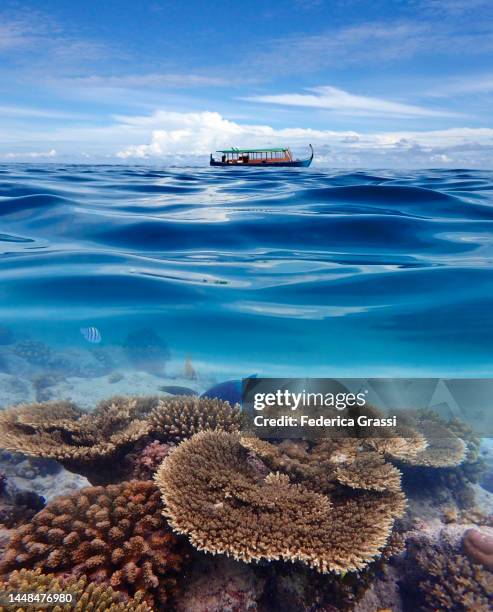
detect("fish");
top-left (201, 374), bottom-right (257, 406)
top-left (159, 385), bottom-right (198, 396)
top-left (80, 326), bottom-right (102, 344)
top-left (184, 356), bottom-right (197, 380)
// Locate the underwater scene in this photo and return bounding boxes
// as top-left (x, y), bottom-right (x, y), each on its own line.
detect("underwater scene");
top-left (0, 164), bottom-right (491, 611)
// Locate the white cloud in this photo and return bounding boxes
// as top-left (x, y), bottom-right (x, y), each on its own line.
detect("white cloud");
top-left (1, 107), bottom-right (490, 168)
top-left (430, 154), bottom-right (452, 163)
top-left (115, 110), bottom-right (493, 161)
top-left (116, 111), bottom-right (279, 158)
top-left (2, 149), bottom-right (57, 159)
top-left (244, 86), bottom-right (459, 118)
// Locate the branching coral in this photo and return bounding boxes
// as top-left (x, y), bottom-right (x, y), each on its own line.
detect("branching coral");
top-left (0, 481), bottom-right (188, 608)
top-left (406, 535), bottom-right (493, 611)
top-left (149, 396), bottom-right (245, 443)
top-left (126, 441), bottom-right (175, 480)
top-left (155, 431), bottom-right (405, 575)
top-left (0, 398), bottom-right (157, 484)
top-left (0, 569), bottom-right (152, 611)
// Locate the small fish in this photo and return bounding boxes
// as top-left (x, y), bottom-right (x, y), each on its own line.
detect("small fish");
top-left (159, 385), bottom-right (198, 396)
top-left (184, 356), bottom-right (197, 380)
top-left (80, 326), bottom-right (102, 344)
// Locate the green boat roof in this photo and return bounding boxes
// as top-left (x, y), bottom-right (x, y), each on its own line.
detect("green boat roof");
top-left (216, 147), bottom-right (289, 153)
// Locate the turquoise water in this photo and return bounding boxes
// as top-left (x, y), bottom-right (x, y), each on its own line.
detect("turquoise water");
top-left (0, 164), bottom-right (493, 378)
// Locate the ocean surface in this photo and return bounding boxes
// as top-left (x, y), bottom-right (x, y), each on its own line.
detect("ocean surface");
top-left (0, 164), bottom-right (492, 378)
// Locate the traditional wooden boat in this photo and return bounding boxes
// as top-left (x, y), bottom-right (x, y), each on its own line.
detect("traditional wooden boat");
top-left (210, 145), bottom-right (313, 167)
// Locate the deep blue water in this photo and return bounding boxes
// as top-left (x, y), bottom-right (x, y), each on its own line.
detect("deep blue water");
top-left (0, 164), bottom-right (492, 377)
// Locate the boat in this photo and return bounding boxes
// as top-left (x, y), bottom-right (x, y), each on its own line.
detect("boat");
top-left (210, 145), bottom-right (313, 167)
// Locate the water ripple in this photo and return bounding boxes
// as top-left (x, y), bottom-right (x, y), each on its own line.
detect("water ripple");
top-left (0, 164), bottom-right (492, 375)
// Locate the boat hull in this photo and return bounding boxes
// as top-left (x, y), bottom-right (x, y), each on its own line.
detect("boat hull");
top-left (210, 158), bottom-right (312, 167)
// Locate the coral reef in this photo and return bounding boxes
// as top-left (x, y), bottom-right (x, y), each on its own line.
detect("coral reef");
top-left (32, 373), bottom-right (65, 403)
top-left (0, 480), bottom-right (189, 608)
top-left (0, 568), bottom-right (152, 611)
top-left (0, 450), bottom-right (61, 481)
top-left (389, 412), bottom-right (486, 509)
top-left (240, 437), bottom-right (403, 496)
top-left (403, 533), bottom-right (493, 611)
top-left (127, 440), bottom-right (175, 480)
top-left (13, 340), bottom-right (52, 366)
top-left (155, 431), bottom-right (405, 574)
top-left (175, 555), bottom-right (265, 612)
top-left (396, 420), bottom-right (467, 468)
top-left (0, 489), bottom-right (46, 529)
top-left (0, 395), bottom-right (244, 484)
top-left (123, 328), bottom-right (170, 375)
top-left (149, 396), bottom-right (244, 443)
top-left (463, 529), bottom-right (493, 571)
top-left (0, 398), bottom-right (156, 484)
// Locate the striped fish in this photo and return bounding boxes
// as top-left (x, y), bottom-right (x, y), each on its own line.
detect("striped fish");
top-left (80, 326), bottom-right (102, 344)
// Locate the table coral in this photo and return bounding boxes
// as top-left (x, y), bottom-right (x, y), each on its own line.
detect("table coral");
top-left (0, 568), bottom-right (152, 611)
top-left (0, 398), bottom-right (155, 484)
top-left (155, 431), bottom-right (405, 575)
top-left (0, 480), bottom-right (189, 608)
top-left (396, 420), bottom-right (467, 468)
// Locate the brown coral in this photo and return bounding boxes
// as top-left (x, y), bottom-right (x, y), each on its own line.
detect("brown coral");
top-left (408, 535), bottom-right (493, 611)
top-left (463, 529), bottom-right (493, 571)
top-left (240, 436), bottom-right (403, 495)
top-left (149, 395), bottom-right (245, 443)
top-left (155, 431), bottom-right (405, 574)
top-left (0, 398), bottom-right (157, 484)
top-left (0, 568), bottom-right (152, 611)
top-left (0, 481), bottom-right (188, 608)
top-left (396, 420), bottom-right (467, 468)
top-left (366, 427), bottom-right (428, 463)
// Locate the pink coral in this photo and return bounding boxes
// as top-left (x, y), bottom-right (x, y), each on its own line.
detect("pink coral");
top-left (129, 441), bottom-right (175, 480)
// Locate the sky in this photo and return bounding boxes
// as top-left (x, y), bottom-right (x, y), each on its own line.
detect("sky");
top-left (0, 0), bottom-right (492, 167)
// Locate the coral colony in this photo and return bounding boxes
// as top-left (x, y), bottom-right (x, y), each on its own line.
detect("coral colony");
top-left (0, 395), bottom-right (490, 610)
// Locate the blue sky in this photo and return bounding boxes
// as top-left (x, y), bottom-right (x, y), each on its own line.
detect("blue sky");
top-left (1, 0), bottom-right (492, 167)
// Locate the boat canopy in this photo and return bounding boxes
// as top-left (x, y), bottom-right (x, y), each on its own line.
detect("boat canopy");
top-left (216, 147), bottom-right (289, 153)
